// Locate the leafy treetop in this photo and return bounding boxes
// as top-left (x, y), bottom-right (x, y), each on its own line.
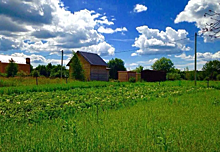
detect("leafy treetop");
top-left (151, 57), bottom-right (174, 73)
top-left (108, 58), bottom-right (126, 79)
top-left (6, 58), bottom-right (18, 77)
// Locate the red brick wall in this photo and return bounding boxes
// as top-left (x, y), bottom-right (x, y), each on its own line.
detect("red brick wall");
top-left (0, 62), bottom-right (30, 74)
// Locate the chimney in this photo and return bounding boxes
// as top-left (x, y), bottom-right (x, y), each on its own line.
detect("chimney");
top-left (26, 58), bottom-right (30, 65)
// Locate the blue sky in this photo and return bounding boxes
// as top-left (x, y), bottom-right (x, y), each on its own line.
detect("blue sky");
top-left (0, 0), bottom-right (220, 70)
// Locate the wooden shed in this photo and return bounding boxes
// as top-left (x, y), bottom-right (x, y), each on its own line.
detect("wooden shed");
top-left (141, 70), bottom-right (166, 82)
top-left (118, 71), bottom-right (140, 82)
top-left (67, 51), bottom-right (109, 81)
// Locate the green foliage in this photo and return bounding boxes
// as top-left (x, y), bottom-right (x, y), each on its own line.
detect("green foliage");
top-left (16, 70), bottom-right (27, 77)
top-left (133, 65), bottom-right (143, 73)
top-left (35, 63), bottom-right (68, 78)
top-left (202, 60), bottom-right (220, 80)
top-left (129, 77), bottom-right (136, 83)
top-left (151, 57), bottom-right (174, 72)
top-left (0, 82), bottom-right (220, 151)
top-left (0, 72), bottom-right (6, 77)
top-left (32, 70), bottom-right (40, 77)
top-left (6, 58), bottom-right (18, 77)
top-left (166, 73), bottom-right (181, 80)
top-left (204, 76), bottom-right (210, 81)
top-left (35, 65), bottom-right (47, 76)
top-left (108, 58), bottom-right (126, 79)
top-left (185, 71), bottom-right (194, 80)
top-left (70, 52), bottom-right (85, 81)
top-left (217, 74), bottom-right (220, 81)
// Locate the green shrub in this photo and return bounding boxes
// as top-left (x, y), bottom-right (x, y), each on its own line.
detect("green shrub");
top-left (32, 70), bottom-right (40, 77)
top-left (6, 59), bottom-right (18, 77)
top-left (129, 77), bottom-right (136, 83)
top-left (0, 72), bottom-right (7, 77)
top-left (217, 74), bottom-right (220, 81)
top-left (17, 70), bottom-right (27, 77)
top-left (166, 73), bottom-right (181, 80)
top-left (204, 76), bottom-right (210, 81)
top-left (70, 52), bottom-right (85, 81)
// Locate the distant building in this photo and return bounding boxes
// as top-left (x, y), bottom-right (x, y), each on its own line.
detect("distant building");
top-left (141, 70), bottom-right (166, 82)
top-left (0, 55), bottom-right (31, 74)
top-left (67, 51), bottom-right (109, 81)
top-left (118, 71), bottom-right (141, 82)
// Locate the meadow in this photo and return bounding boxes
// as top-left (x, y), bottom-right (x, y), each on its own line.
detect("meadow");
top-left (0, 79), bottom-right (220, 151)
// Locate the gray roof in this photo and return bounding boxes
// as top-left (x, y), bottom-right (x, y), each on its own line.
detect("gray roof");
top-left (67, 51), bottom-right (107, 66)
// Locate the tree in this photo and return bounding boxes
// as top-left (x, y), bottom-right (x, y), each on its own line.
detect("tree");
top-left (34, 63), bottom-right (68, 78)
top-left (133, 65), bottom-right (144, 73)
top-left (32, 70), bottom-right (40, 85)
top-left (71, 52), bottom-right (85, 81)
top-left (108, 58), bottom-right (126, 79)
top-left (203, 4), bottom-right (220, 39)
top-left (151, 57), bottom-right (174, 73)
top-left (6, 58), bottom-right (18, 77)
top-left (35, 65), bottom-right (47, 76)
top-left (202, 60), bottom-right (220, 80)
top-left (46, 63), bottom-right (53, 77)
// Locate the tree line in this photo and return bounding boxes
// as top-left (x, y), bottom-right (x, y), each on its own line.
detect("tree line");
top-left (107, 57), bottom-right (220, 81)
top-left (0, 59), bottom-right (68, 78)
top-left (1, 56), bottom-right (220, 81)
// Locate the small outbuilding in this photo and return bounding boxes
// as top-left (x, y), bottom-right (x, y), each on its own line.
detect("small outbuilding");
top-left (67, 51), bottom-right (109, 81)
top-left (118, 71), bottom-right (140, 82)
top-left (141, 70), bottom-right (166, 82)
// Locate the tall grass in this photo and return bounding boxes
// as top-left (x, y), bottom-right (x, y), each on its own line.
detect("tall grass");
top-left (0, 76), bottom-right (72, 87)
top-left (1, 89), bottom-right (220, 151)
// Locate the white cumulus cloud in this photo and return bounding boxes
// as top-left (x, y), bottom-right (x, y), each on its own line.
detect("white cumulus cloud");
top-left (134, 4), bottom-right (148, 13)
top-left (0, 0), bottom-right (127, 56)
top-left (175, 51), bottom-right (220, 61)
top-left (98, 26), bottom-right (127, 34)
top-left (132, 26), bottom-right (190, 56)
top-left (175, 0), bottom-right (220, 41)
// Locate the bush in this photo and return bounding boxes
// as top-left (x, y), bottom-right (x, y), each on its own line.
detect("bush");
top-left (166, 73), bottom-right (181, 80)
top-left (204, 76), bottom-right (210, 81)
top-left (217, 74), bottom-right (220, 81)
top-left (32, 70), bottom-right (40, 77)
top-left (6, 59), bottom-right (18, 77)
top-left (71, 52), bottom-right (85, 81)
top-left (0, 72), bottom-right (6, 77)
top-left (129, 77), bottom-right (136, 83)
top-left (17, 70), bottom-right (27, 77)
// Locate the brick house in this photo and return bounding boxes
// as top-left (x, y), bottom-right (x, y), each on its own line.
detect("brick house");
top-left (67, 51), bottom-right (109, 81)
top-left (0, 55), bottom-right (31, 74)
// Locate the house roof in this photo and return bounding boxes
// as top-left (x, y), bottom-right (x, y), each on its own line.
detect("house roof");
top-left (0, 55), bottom-right (26, 64)
top-left (67, 51), bottom-right (108, 66)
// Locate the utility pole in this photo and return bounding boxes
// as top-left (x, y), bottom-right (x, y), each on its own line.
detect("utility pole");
top-left (61, 50), bottom-right (63, 79)
top-left (194, 33), bottom-right (197, 86)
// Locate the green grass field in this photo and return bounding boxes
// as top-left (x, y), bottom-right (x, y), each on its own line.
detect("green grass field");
top-left (0, 80), bottom-right (220, 151)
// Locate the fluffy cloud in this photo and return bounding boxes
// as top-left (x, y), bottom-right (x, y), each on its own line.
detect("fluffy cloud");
top-left (80, 42), bottom-right (115, 56)
top-left (98, 26), bottom-right (127, 34)
top-left (10, 53), bottom-right (70, 67)
top-left (175, 51), bottom-right (220, 61)
top-left (132, 26), bottom-right (190, 56)
top-left (0, 0), bottom-right (124, 56)
top-left (175, 0), bottom-right (220, 41)
top-left (133, 4), bottom-right (147, 13)
top-left (128, 58), bottom-right (158, 70)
